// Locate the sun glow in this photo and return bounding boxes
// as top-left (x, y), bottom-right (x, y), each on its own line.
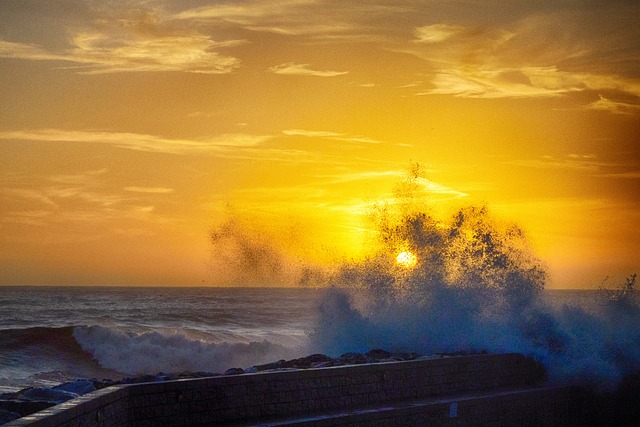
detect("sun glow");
top-left (396, 251), bottom-right (418, 268)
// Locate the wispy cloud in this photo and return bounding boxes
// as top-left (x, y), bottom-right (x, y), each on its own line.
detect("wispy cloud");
top-left (0, 40), bottom-right (60, 61)
top-left (414, 24), bottom-right (465, 44)
top-left (4, 189), bottom-right (59, 209)
top-left (269, 62), bottom-right (348, 77)
top-left (69, 31), bottom-right (241, 74)
top-left (174, 0), bottom-right (385, 39)
top-left (318, 170), bottom-right (404, 184)
top-left (283, 129), bottom-right (381, 144)
top-left (585, 95), bottom-right (640, 115)
top-left (1, 168), bottom-right (174, 232)
top-left (504, 154), bottom-right (609, 173)
top-left (0, 0), bottom-right (245, 76)
top-left (0, 129), bottom-right (272, 154)
top-left (403, 14), bottom-right (640, 110)
top-left (596, 171), bottom-right (640, 179)
top-left (3, 184), bottom-right (125, 214)
top-left (1, 210), bottom-right (52, 227)
top-left (414, 177), bottom-right (468, 199)
top-left (314, 169), bottom-right (467, 199)
top-left (420, 67), bottom-right (577, 99)
top-left (124, 187), bottom-right (175, 194)
top-left (418, 66), bottom-right (640, 102)
top-left (49, 169), bottom-right (108, 185)
top-left (175, 0), bottom-right (316, 21)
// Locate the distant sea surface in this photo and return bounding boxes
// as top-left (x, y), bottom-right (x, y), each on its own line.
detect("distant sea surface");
top-left (0, 286), bottom-right (605, 393)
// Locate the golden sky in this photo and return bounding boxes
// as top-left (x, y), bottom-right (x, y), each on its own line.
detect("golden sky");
top-left (1, 0), bottom-right (638, 288)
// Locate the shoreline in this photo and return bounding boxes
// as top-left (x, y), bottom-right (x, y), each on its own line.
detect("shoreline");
top-left (0, 349), bottom-right (428, 424)
top-left (3, 349), bottom-right (640, 426)
top-left (2, 353), bottom-right (555, 426)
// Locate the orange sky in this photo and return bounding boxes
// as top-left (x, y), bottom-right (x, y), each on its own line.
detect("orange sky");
top-left (1, 0), bottom-right (638, 288)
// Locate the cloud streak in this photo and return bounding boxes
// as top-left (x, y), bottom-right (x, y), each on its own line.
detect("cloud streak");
top-left (586, 95), bottom-right (640, 115)
top-left (0, 2), bottom-right (244, 75)
top-left (402, 11), bottom-right (640, 110)
top-left (68, 31), bottom-right (241, 74)
top-left (500, 154), bottom-right (640, 180)
top-left (283, 129), bottom-right (381, 144)
top-left (269, 63), bottom-right (348, 77)
top-left (0, 33), bottom-right (241, 74)
top-left (414, 24), bottom-right (466, 44)
top-left (417, 64), bottom-right (640, 102)
top-left (0, 129), bottom-right (272, 155)
top-left (124, 187), bottom-right (175, 194)
top-left (173, 0), bottom-right (387, 39)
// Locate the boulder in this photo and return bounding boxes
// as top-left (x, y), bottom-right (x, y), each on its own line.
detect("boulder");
top-left (19, 388), bottom-right (78, 404)
top-left (338, 352), bottom-right (369, 364)
top-left (253, 359), bottom-right (288, 372)
top-left (52, 379), bottom-right (95, 396)
top-left (290, 354), bottom-right (333, 368)
top-left (0, 408), bottom-right (20, 424)
top-left (390, 352), bottom-right (419, 361)
top-left (0, 399), bottom-right (53, 417)
top-left (366, 349), bottom-right (391, 360)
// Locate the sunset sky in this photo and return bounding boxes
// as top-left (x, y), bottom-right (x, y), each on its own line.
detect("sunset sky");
top-left (1, 0), bottom-right (638, 288)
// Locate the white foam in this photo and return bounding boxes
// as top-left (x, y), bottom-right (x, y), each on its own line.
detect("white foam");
top-left (73, 326), bottom-right (301, 375)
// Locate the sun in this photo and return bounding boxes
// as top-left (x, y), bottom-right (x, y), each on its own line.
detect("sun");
top-left (396, 251), bottom-right (417, 268)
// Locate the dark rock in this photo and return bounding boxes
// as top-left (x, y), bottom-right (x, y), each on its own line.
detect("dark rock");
top-left (366, 349), bottom-right (391, 360)
top-left (384, 352), bottom-right (420, 361)
top-left (224, 368), bottom-right (245, 375)
top-left (19, 387), bottom-right (78, 404)
top-left (0, 408), bottom-right (20, 424)
top-left (311, 361), bottom-right (335, 369)
top-left (253, 359), bottom-right (288, 371)
top-left (300, 354), bottom-right (333, 364)
top-left (176, 371), bottom-right (218, 379)
top-left (339, 353), bottom-right (369, 364)
top-left (0, 399), bottom-right (54, 417)
top-left (52, 379), bottom-right (95, 396)
top-left (290, 354), bottom-right (333, 368)
top-left (254, 354), bottom-right (334, 371)
top-left (119, 375), bottom-right (157, 385)
top-left (91, 379), bottom-right (117, 390)
top-left (435, 350), bottom-right (479, 357)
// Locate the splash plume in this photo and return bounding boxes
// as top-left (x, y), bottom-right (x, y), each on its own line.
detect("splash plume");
top-left (311, 165), bottom-right (639, 389)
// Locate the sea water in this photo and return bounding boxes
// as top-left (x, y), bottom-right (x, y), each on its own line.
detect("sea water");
top-left (0, 286), bottom-right (324, 393)
top-left (3, 285), bottom-right (630, 394)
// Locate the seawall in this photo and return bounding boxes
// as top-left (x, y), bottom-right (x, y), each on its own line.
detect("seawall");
top-left (5, 353), bottom-right (587, 426)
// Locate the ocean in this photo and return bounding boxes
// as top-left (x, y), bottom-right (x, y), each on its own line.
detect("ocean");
top-left (0, 286), bottom-right (324, 393)
top-left (3, 285), bottom-right (637, 395)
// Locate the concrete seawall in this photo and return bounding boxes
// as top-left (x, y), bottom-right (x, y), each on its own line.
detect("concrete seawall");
top-left (5, 353), bottom-right (586, 426)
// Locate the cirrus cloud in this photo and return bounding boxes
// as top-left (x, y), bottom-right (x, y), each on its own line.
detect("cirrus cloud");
top-left (0, 129), bottom-right (272, 155)
top-left (269, 62), bottom-right (348, 77)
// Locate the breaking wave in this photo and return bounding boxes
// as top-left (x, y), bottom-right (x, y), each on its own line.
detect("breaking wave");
top-left (72, 325), bottom-right (296, 375)
top-left (306, 168), bottom-right (640, 390)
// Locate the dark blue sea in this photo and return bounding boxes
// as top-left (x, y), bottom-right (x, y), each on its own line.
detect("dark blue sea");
top-left (1, 286), bottom-right (638, 393)
top-left (0, 287), bottom-right (323, 393)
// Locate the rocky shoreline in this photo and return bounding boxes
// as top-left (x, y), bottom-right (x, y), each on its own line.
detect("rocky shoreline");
top-left (3, 350), bottom-right (640, 426)
top-left (0, 349), bottom-right (435, 424)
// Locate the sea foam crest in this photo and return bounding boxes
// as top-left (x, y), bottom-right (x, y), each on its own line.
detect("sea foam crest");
top-left (72, 326), bottom-right (295, 375)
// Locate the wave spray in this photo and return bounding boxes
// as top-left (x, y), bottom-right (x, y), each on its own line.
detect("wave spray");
top-left (310, 165), bottom-right (640, 389)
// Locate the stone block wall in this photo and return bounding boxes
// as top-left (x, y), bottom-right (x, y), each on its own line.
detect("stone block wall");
top-left (124, 353), bottom-right (544, 426)
top-left (5, 353), bottom-right (552, 426)
top-left (5, 386), bottom-right (127, 427)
